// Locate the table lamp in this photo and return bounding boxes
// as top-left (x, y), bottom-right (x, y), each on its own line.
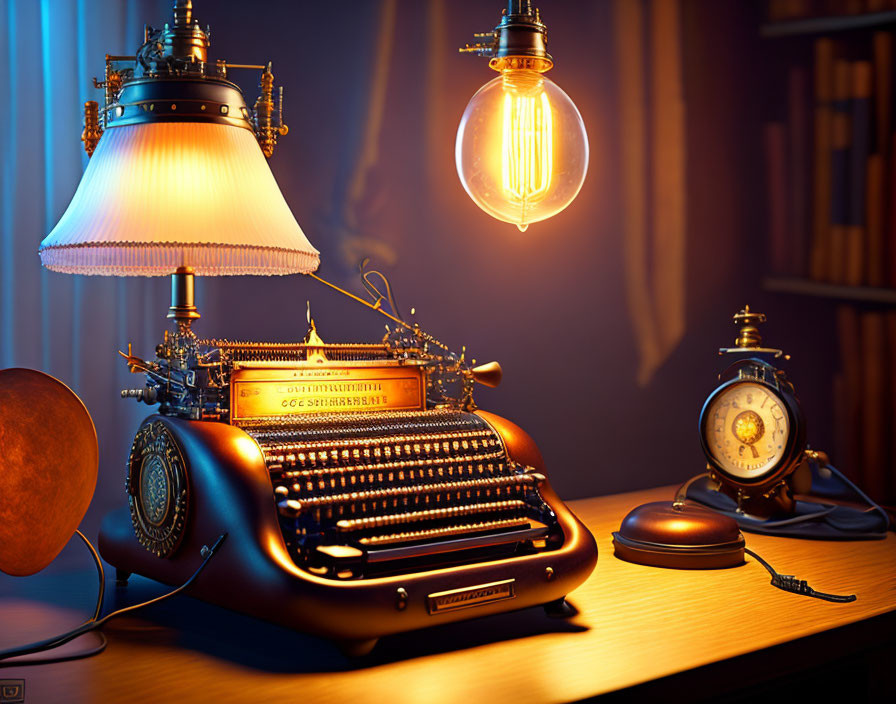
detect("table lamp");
top-left (3, 0), bottom-right (302, 663)
top-left (39, 0), bottom-right (319, 318)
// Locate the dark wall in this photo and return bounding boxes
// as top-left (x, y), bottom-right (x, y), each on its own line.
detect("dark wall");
top-left (1, 1), bottom-right (794, 568)
top-left (194, 0), bottom-right (765, 500)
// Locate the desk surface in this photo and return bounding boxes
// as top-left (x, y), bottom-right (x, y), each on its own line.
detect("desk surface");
top-left (1, 485), bottom-right (895, 703)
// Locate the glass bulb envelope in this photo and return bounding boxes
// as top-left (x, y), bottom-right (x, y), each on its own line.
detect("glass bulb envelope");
top-left (455, 70), bottom-right (588, 231)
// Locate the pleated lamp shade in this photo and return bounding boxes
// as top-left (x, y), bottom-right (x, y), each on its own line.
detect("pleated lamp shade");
top-left (39, 121), bottom-right (319, 276)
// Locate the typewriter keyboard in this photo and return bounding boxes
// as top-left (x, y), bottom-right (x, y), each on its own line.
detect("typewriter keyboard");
top-left (241, 410), bottom-right (558, 578)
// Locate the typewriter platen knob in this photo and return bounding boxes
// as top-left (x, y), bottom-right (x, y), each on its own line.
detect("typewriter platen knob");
top-left (121, 387), bottom-right (158, 404)
top-left (471, 360), bottom-right (502, 388)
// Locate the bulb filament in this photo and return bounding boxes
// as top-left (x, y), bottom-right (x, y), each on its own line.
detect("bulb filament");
top-left (501, 77), bottom-right (553, 232)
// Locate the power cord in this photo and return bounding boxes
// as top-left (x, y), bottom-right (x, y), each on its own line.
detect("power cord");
top-left (0, 533), bottom-right (227, 665)
top-left (744, 547), bottom-right (856, 603)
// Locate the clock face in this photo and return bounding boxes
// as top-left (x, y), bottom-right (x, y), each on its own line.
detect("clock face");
top-left (704, 381), bottom-right (790, 480)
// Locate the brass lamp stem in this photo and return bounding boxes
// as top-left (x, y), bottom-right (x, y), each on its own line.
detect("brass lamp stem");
top-left (168, 266), bottom-right (201, 331)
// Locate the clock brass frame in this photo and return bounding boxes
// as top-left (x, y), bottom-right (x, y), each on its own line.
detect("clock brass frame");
top-left (699, 359), bottom-right (806, 517)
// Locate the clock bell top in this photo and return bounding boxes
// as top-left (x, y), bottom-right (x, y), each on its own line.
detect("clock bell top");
top-left (718, 305), bottom-right (790, 360)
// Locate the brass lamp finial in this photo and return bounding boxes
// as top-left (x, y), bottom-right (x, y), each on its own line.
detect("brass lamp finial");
top-left (81, 101), bottom-right (102, 157)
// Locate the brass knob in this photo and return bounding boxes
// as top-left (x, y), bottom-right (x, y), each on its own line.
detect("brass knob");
top-left (471, 361), bottom-right (503, 388)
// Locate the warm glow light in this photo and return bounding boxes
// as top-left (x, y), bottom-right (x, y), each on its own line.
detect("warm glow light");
top-left (230, 366), bottom-right (425, 422)
top-left (39, 122), bottom-right (319, 276)
top-left (456, 70), bottom-right (587, 231)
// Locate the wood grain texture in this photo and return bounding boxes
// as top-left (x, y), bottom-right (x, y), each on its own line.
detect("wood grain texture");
top-left (1, 485), bottom-right (894, 704)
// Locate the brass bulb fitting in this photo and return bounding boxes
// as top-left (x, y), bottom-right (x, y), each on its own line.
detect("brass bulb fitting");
top-left (459, 0), bottom-right (553, 72)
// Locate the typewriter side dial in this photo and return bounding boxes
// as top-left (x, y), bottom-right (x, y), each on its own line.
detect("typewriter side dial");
top-left (126, 421), bottom-right (190, 558)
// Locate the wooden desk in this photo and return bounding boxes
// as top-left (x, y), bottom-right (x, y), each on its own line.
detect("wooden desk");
top-left (1, 486), bottom-right (894, 703)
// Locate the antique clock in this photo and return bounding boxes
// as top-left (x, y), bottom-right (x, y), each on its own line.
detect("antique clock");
top-left (698, 306), bottom-right (812, 518)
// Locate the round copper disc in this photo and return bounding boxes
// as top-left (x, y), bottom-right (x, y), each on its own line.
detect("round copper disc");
top-left (0, 368), bottom-right (98, 576)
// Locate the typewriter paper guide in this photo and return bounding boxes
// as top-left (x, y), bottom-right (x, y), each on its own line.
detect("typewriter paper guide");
top-left (230, 362), bottom-right (426, 422)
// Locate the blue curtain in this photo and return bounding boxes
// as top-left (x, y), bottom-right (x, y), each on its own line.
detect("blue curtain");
top-left (1, 0), bottom-right (178, 563)
top-left (0, 0), bottom-right (397, 568)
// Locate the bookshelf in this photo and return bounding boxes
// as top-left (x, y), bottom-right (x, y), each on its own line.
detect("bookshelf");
top-left (763, 276), bottom-right (896, 304)
top-left (761, 11), bottom-right (896, 38)
top-left (759, 3), bottom-right (896, 507)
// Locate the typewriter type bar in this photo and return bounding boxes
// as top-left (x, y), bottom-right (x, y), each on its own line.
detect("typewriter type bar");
top-left (362, 522), bottom-right (549, 563)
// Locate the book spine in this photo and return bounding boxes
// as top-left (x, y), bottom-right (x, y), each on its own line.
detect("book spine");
top-left (888, 137), bottom-right (896, 287)
top-left (860, 311), bottom-right (887, 501)
top-left (788, 67), bottom-right (810, 277)
top-left (766, 123), bottom-right (790, 275)
top-left (872, 31), bottom-right (892, 288)
top-left (886, 312), bottom-right (896, 501)
top-left (866, 153), bottom-right (886, 286)
top-left (829, 59), bottom-right (852, 284)
top-left (846, 61), bottom-right (872, 286)
top-left (810, 38), bottom-right (836, 281)
top-left (836, 305), bottom-right (863, 486)
top-left (873, 31), bottom-right (892, 156)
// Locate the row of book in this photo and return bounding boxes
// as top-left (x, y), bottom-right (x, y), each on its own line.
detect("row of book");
top-left (765, 31), bottom-right (896, 505)
top-left (833, 307), bottom-right (896, 504)
top-left (765, 32), bottom-right (896, 287)
top-left (768, 0), bottom-right (896, 22)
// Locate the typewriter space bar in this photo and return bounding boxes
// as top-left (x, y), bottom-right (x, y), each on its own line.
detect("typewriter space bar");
top-left (363, 521), bottom-right (549, 563)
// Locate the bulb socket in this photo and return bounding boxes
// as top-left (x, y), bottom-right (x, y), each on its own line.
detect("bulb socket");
top-left (492, 1), bottom-right (553, 69)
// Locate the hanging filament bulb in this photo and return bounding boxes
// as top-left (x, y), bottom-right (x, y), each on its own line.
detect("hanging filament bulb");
top-left (457, 1), bottom-right (588, 231)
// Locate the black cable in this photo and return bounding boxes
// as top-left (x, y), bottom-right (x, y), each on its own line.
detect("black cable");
top-left (75, 529), bottom-right (105, 622)
top-left (0, 529), bottom-right (108, 666)
top-left (822, 463), bottom-right (891, 529)
top-left (681, 462), bottom-right (888, 531)
top-left (1, 633), bottom-right (108, 667)
top-left (744, 547), bottom-right (856, 603)
top-left (0, 533), bottom-right (227, 665)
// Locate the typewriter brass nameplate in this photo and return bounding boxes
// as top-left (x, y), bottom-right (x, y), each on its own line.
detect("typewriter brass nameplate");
top-left (426, 579), bottom-right (516, 614)
top-left (231, 365), bottom-right (425, 420)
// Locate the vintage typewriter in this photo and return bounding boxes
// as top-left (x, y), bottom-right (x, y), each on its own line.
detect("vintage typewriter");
top-left (99, 268), bottom-right (597, 654)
